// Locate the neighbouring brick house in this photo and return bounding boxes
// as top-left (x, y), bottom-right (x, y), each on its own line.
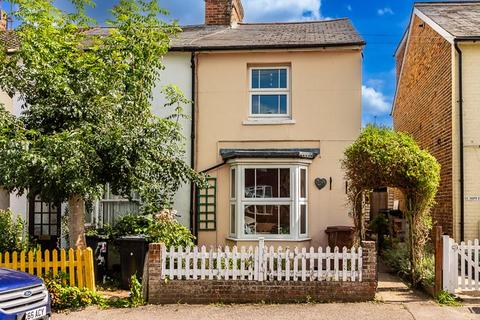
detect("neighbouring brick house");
top-left (393, 1), bottom-right (480, 241)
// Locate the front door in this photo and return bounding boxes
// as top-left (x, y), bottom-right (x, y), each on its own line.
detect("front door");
top-left (29, 196), bottom-right (61, 250)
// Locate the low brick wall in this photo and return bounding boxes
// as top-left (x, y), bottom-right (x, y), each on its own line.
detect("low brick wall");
top-left (144, 241), bottom-right (377, 304)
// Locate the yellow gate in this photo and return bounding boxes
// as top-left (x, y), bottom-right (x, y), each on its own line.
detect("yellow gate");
top-left (0, 247), bottom-right (96, 291)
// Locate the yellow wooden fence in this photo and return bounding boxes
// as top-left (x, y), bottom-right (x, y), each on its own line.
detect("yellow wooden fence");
top-left (0, 247), bottom-right (96, 291)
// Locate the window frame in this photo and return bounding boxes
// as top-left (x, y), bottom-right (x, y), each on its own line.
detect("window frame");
top-left (229, 161), bottom-right (309, 240)
top-left (248, 66), bottom-right (291, 119)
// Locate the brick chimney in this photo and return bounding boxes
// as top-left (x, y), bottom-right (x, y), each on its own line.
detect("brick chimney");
top-left (205, 0), bottom-right (244, 26)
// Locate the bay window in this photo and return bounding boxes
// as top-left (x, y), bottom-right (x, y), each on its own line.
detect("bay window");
top-left (229, 163), bottom-right (308, 239)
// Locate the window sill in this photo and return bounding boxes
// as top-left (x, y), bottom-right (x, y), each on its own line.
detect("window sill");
top-left (242, 118), bottom-right (296, 126)
top-left (226, 237), bottom-right (311, 242)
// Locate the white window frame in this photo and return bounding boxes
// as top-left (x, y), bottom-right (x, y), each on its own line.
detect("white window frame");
top-left (249, 66), bottom-right (290, 119)
top-left (229, 160), bottom-right (309, 240)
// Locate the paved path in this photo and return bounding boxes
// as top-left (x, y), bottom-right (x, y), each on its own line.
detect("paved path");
top-left (377, 269), bottom-right (479, 319)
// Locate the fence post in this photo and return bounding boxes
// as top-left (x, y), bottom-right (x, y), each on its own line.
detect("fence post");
top-left (442, 235), bottom-right (452, 292)
top-left (84, 248), bottom-right (96, 292)
top-left (145, 242), bottom-right (164, 303)
top-left (258, 237), bottom-right (265, 281)
top-left (360, 241), bottom-right (377, 282)
top-left (433, 226), bottom-right (442, 296)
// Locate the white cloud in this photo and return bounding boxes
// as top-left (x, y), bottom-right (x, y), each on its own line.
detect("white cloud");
top-left (362, 85), bottom-right (391, 116)
top-left (346, 5), bottom-right (352, 11)
top-left (377, 7), bottom-right (394, 16)
top-left (243, 0), bottom-right (322, 22)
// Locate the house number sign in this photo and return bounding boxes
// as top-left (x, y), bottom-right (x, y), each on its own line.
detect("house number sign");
top-left (465, 196), bottom-right (480, 201)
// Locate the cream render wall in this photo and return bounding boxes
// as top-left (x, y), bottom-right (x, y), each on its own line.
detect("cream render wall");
top-left (456, 43), bottom-right (480, 241)
top-left (196, 49), bottom-right (362, 247)
top-left (452, 45), bottom-right (460, 241)
top-left (0, 91), bottom-right (12, 209)
top-left (152, 52), bottom-right (193, 227)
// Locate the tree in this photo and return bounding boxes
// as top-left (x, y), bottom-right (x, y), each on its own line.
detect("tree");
top-left (342, 125), bottom-right (440, 285)
top-left (0, 0), bottom-right (203, 248)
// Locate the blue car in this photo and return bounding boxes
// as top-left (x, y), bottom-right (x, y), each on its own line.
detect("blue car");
top-left (0, 268), bottom-right (51, 320)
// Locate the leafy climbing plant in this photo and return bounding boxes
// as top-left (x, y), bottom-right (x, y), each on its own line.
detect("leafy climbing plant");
top-left (342, 125), bottom-right (440, 286)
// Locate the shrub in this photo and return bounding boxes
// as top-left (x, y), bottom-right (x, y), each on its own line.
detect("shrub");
top-left (383, 241), bottom-right (435, 288)
top-left (0, 209), bottom-right (30, 252)
top-left (110, 211), bottom-right (195, 248)
top-left (128, 274), bottom-right (144, 307)
top-left (44, 273), bottom-right (105, 310)
top-left (383, 242), bottom-right (411, 278)
top-left (44, 272), bottom-right (145, 310)
top-left (147, 217), bottom-right (194, 248)
top-left (110, 214), bottom-right (153, 238)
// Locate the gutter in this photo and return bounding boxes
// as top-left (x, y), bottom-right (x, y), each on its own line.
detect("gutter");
top-left (189, 52), bottom-right (197, 241)
top-left (201, 161), bottom-right (227, 174)
top-left (454, 41), bottom-right (465, 242)
top-left (169, 41), bottom-right (366, 52)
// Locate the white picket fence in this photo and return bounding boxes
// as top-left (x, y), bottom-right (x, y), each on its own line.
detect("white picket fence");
top-left (443, 235), bottom-right (480, 293)
top-left (160, 239), bottom-right (363, 282)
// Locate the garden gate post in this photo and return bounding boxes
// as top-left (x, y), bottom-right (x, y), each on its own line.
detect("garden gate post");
top-left (433, 226), bottom-right (443, 296)
top-left (442, 235), bottom-right (455, 293)
top-left (146, 242), bottom-right (164, 302)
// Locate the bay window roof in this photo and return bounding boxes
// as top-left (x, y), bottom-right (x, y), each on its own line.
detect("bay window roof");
top-left (220, 148), bottom-right (320, 161)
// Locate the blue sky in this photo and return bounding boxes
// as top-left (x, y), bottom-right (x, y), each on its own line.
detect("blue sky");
top-left (7, 0), bottom-right (439, 126)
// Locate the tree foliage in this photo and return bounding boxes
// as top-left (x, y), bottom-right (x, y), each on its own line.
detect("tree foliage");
top-left (342, 125), bottom-right (440, 285)
top-left (0, 0), bottom-right (204, 248)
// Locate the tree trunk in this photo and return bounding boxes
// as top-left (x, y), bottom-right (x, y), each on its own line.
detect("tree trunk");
top-left (68, 194), bottom-right (86, 249)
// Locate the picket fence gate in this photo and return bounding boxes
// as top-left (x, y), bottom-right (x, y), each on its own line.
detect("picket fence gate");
top-left (0, 247), bottom-right (96, 291)
top-left (443, 235), bottom-right (480, 293)
top-left (161, 239), bottom-right (363, 282)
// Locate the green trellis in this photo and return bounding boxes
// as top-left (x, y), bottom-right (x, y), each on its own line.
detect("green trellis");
top-left (196, 177), bottom-right (217, 231)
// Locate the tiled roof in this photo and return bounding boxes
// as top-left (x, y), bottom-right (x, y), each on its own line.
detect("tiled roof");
top-left (416, 1), bottom-right (480, 38)
top-left (0, 18), bottom-right (364, 52)
top-left (173, 18), bottom-right (364, 50)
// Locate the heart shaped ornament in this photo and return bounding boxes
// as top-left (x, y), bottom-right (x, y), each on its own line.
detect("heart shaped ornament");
top-left (314, 178), bottom-right (327, 190)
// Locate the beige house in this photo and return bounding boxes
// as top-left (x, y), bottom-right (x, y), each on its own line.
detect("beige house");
top-left (182, 0), bottom-right (365, 248)
top-left (393, 1), bottom-right (480, 241)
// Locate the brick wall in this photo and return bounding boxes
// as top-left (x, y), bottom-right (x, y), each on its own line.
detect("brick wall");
top-left (145, 241), bottom-right (377, 304)
top-left (205, 0), bottom-right (244, 25)
top-left (393, 15), bottom-right (453, 235)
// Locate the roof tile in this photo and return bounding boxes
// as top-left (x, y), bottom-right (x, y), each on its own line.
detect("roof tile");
top-left (416, 1), bottom-right (480, 37)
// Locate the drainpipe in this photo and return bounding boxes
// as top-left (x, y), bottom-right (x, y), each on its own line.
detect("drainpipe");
top-left (189, 52), bottom-right (198, 241)
top-left (454, 41), bottom-right (465, 242)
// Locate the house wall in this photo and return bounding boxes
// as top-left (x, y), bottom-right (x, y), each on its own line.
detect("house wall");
top-left (152, 52), bottom-right (193, 228)
top-left (0, 91), bottom-right (12, 210)
top-left (455, 43), bottom-right (480, 240)
top-left (6, 52), bottom-right (194, 233)
top-left (196, 49), bottom-right (362, 247)
top-left (393, 15), bottom-right (454, 236)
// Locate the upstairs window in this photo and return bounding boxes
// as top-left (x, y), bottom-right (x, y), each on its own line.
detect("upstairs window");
top-left (249, 67), bottom-right (290, 118)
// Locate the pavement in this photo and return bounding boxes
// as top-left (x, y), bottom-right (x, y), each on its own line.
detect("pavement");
top-left (376, 270), bottom-right (479, 320)
top-left (52, 270), bottom-right (480, 320)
